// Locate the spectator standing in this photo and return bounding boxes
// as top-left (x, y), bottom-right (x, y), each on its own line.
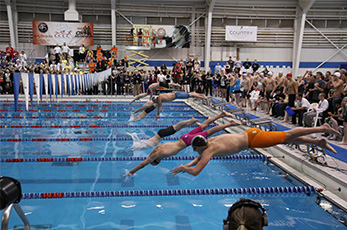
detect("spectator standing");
top-left (205, 69), bottom-right (213, 96)
top-left (53, 44), bottom-right (61, 62)
top-left (214, 62), bottom-right (223, 75)
top-left (252, 59), bottom-right (259, 73)
top-left (88, 59), bottom-right (96, 73)
top-left (243, 58), bottom-right (252, 71)
top-left (111, 45), bottom-right (118, 59)
top-left (182, 72), bottom-right (191, 93)
top-left (137, 29), bottom-right (143, 46)
top-left (79, 44), bottom-right (86, 62)
top-left (227, 56), bottom-right (234, 72)
top-left (282, 73), bottom-right (298, 122)
top-left (61, 42), bottom-right (70, 60)
top-left (132, 70), bottom-right (142, 96)
top-left (234, 57), bottom-right (242, 74)
top-left (331, 72), bottom-right (344, 109)
top-left (116, 70), bottom-right (124, 95)
top-left (149, 70), bottom-right (157, 86)
top-left (124, 71), bottom-right (131, 95)
top-left (5, 43), bottom-right (14, 61)
top-left (311, 72), bottom-right (326, 103)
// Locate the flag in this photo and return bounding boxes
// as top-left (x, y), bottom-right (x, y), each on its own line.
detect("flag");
top-left (22, 73), bottom-right (29, 111)
top-left (13, 73), bottom-right (21, 112)
top-left (28, 73), bottom-right (34, 106)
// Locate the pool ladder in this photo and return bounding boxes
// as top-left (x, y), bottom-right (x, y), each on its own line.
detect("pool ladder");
top-left (1, 203), bottom-right (30, 230)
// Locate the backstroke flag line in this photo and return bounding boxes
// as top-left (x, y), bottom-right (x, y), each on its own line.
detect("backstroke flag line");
top-left (13, 68), bottom-right (112, 110)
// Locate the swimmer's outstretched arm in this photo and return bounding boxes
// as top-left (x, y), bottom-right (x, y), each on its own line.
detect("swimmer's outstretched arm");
top-left (129, 93), bottom-right (148, 104)
top-left (171, 151), bottom-right (212, 176)
top-left (126, 155), bottom-right (155, 176)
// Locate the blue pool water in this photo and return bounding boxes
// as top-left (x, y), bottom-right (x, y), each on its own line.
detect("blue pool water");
top-left (1, 101), bottom-right (346, 229)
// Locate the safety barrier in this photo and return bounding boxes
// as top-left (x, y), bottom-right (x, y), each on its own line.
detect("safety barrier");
top-left (1, 154), bottom-right (267, 163)
top-left (21, 185), bottom-right (317, 199)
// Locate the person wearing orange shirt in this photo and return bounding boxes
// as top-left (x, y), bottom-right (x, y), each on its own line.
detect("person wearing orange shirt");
top-left (88, 60), bottom-right (96, 73)
top-left (111, 45), bottom-right (118, 58)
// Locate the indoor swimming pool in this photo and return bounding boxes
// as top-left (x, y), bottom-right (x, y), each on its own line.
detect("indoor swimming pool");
top-left (0, 100), bottom-right (346, 229)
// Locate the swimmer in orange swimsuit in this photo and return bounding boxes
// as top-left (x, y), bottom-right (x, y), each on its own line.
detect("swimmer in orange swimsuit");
top-left (170, 123), bottom-right (340, 176)
top-left (126, 111), bottom-right (238, 176)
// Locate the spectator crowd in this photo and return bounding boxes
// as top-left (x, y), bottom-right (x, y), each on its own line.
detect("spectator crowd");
top-left (1, 43), bottom-right (347, 143)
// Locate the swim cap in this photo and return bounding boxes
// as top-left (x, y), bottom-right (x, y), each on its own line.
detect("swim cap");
top-left (191, 135), bottom-right (207, 147)
top-left (152, 96), bottom-right (158, 102)
top-left (151, 159), bottom-right (161, 165)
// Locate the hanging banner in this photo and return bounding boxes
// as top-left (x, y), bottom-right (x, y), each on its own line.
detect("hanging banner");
top-left (13, 73), bottom-right (21, 112)
top-left (22, 73), bottom-right (29, 111)
top-left (34, 74), bottom-right (40, 104)
top-left (28, 73), bottom-right (34, 107)
top-left (43, 74), bottom-right (49, 101)
top-left (132, 24), bottom-right (190, 48)
top-left (32, 21), bottom-right (94, 46)
top-left (225, 26), bottom-right (257, 42)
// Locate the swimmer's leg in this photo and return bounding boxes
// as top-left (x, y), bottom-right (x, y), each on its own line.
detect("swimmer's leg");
top-left (129, 93), bottom-right (147, 104)
top-left (188, 92), bottom-right (207, 100)
top-left (285, 123), bottom-right (341, 141)
top-left (284, 136), bottom-right (336, 154)
top-left (173, 117), bottom-right (200, 132)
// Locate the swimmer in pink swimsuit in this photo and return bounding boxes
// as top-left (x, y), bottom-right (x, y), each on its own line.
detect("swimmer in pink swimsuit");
top-left (126, 111), bottom-right (239, 176)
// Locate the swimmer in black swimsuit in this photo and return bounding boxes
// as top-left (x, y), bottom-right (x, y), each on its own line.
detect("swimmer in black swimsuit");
top-left (129, 82), bottom-right (181, 104)
top-left (133, 104), bottom-right (158, 121)
top-left (125, 117), bottom-right (200, 152)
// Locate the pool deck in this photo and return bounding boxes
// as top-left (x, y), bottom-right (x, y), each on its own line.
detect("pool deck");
top-left (2, 94), bottom-right (347, 211)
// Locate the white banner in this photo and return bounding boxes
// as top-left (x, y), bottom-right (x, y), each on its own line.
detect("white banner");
top-left (32, 21), bottom-right (94, 46)
top-left (34, 74), bottom-right (40, 104)
top-left (225, 26), bottom-right (257, 42)
top-left (132, 24), bottom-right (190, 48)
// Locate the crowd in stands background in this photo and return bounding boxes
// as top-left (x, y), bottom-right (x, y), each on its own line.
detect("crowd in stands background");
top-left (1, 43), bottom-right (347, 142)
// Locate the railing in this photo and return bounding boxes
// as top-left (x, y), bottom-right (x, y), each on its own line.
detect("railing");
top-left (1, 203), bottom-right (30, 230)
top-left (124, 35), bottom-right (159, 48)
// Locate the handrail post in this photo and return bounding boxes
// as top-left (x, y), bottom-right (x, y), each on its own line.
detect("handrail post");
top-left (1, 203), bottom-right (30, 230)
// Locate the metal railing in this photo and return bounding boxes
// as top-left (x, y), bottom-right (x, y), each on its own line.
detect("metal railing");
top-left (1, 203), bottom-right (30, 230)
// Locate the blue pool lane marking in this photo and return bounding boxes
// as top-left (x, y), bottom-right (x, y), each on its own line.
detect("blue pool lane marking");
top-left (119, 219), bottom-right (134, 230)
top-left (121, 177), bottom-right (135, 188)
top-left (175, 215), bottom-right (192, 230)
top-left (166, 174), bottom-right (180, 186)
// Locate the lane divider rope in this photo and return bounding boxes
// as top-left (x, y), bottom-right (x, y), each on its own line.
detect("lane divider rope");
top-left (0, 116), bottom-right (206, 120)
top-left (21, 186), bottom-right (317, 199)
top-left (1, 154), bottom-right (267, 163)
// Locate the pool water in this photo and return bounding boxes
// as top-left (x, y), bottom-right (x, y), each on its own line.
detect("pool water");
top-left (1, 101), bottom-right (346, 229)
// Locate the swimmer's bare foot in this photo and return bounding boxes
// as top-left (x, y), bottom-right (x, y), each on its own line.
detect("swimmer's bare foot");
top-left (322, 123), bottom-right (341, 136)
top-left (222, 110), bottom-right (235, 118)
top-left (188, 117), bottom-right (200, 125)
top-left (229, 120), bottom-right (240, 126)
top-left (318, 138), bottom-right (337, 154)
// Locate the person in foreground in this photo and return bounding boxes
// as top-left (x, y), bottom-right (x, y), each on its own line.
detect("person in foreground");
top-left (223, 198), bottom-right (268, 230)
top-left (126, 111), bottom-right (238, 176)
top-left (170, 123), bottom-right (339, 176)
top-left (152, 91), bottom-right (207, 119)
top-left (125, 117), bottom-right (200, 152)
